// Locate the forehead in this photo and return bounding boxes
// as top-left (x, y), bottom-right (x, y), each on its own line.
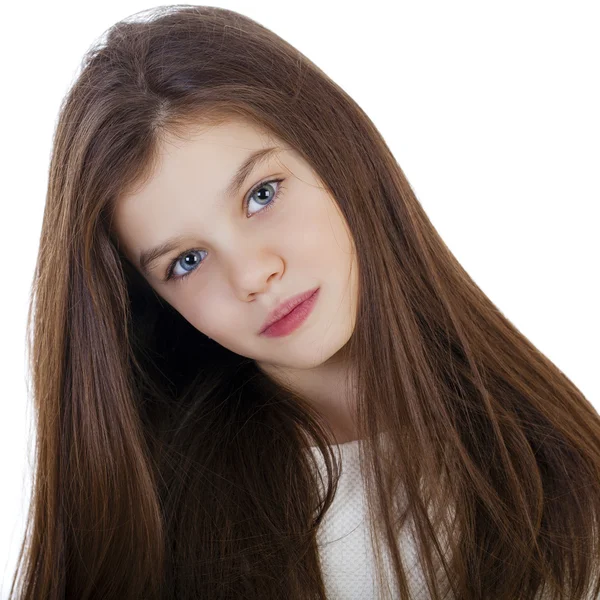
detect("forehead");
top-left (112, 117), bottom-right (283, 260)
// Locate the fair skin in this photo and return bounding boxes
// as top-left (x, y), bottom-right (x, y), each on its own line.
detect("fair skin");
top-left (113, 117), bottom-right (360, 445)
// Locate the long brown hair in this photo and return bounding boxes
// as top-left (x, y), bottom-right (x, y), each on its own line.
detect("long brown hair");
top-left (10, 5), bottom-right (600, 599)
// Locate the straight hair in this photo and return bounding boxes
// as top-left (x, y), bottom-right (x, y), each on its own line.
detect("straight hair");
top-left (10, 5), bottom-right (600, 599)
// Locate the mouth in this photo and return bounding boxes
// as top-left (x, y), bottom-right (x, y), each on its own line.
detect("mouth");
top-left (259, 287), bottom-right (320, 337)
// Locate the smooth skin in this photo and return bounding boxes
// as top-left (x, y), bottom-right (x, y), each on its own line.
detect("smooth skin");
top-left (113, 117), bottom-right (360, 445)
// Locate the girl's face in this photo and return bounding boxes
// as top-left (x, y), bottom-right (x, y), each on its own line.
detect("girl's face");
top-left (113, 117), bottom-right (359, 370)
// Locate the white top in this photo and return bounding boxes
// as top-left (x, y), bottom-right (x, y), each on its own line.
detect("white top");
top-left (306, 439), bottom-right (599, 600)
top-left (306, 438), bottom-right (440, 599)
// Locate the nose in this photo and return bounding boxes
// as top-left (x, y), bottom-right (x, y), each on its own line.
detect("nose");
top-left (228, 252), bottom-right (284, 301)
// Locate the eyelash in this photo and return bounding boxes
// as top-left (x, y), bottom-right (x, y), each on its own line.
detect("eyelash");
top-left (163, 177), bottom-right (287, 284)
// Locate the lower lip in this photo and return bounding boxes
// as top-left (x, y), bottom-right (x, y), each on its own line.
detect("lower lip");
top-left (260, 288), bottom-right (320, 338)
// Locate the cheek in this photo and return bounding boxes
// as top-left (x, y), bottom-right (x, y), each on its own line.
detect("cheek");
top-left (284, 197), bottom-right (344, 258)
top-left (192, 297), bottom-right (249, 341)
top-left (316, 205), bottom-right (355, 267)
top-left (167, 295), bottom-right (221, 339)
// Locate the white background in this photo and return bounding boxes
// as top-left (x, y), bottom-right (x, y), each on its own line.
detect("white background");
top-left (1, 1), bottom-right (598, 596)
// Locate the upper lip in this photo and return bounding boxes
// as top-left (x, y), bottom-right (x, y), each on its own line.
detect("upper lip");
top-left (259, 287), bottom-right (319, 333)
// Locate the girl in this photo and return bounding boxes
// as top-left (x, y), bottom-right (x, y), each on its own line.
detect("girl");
top-left (10, 5), bottom-right (600, 599)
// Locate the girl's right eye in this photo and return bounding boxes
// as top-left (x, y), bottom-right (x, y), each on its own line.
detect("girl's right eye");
top-left (163, 177), bottom-right (286, 284)
top-left (164, 249), bottom-right (208, 284)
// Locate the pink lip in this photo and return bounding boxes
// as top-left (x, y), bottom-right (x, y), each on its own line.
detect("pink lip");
top-left (260, 287), bottom-right (320, 337)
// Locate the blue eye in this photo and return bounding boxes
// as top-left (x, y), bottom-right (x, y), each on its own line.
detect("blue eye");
top-left (163, 177), bottom-right (286, 283)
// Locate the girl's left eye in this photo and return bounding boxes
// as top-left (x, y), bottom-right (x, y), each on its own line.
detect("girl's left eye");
top-left (163, 177), bottom-right (286, 283)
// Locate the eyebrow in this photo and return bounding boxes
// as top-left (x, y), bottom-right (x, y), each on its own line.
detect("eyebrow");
top-left (138, 146), bottom-right (280, 278)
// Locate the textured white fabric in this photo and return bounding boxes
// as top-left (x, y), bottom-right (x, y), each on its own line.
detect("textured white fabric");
top-left (305, 440), bottom-right (600, 600)
top-left (306, 438), bottom-right (434, 600)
